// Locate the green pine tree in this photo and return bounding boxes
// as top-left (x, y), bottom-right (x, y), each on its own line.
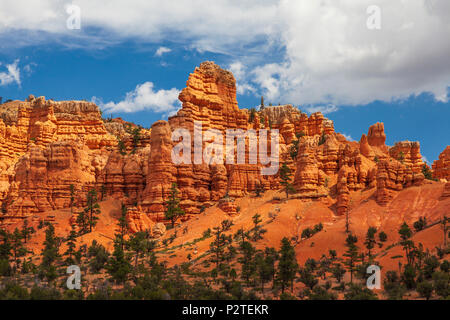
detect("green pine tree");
top-left (279, 162), bottom-right (295, 199)
top-left (277, 237), bottom-right (298, 293)
top-left (39, 224), bottom-right (60, 284)
top-left (343, 233), bottom-right (360, 283)
top-left (164, 183), bottom-right (185, 228)
top-left (84, 189), bottom-right (101, 233)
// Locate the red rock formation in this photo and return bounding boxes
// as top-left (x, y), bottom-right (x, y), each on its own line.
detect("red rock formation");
top-left (367, 122), bottom-right (386, 148)
top-left (0, 62), bottom-right (436, 227)
top-left (126, 206), bottom-right (154, 233)
top-left (432, 146), bottom-right (450, 181)
top-left (442, 182), bottom-right (450, 198)
top-left (218, 197), bottom-right (238, 216)
top-left (389, 141), bottom-right (424, 174)
top-left (359, 134), bottom-right (374, 159)
top-left (141, 120), bottom-right (177, 220)
top-left (376, 159), bottom-right (424, 205)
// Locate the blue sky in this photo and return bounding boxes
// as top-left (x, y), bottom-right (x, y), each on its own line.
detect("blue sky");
top-left (0, 1), bottom-right (449, 162)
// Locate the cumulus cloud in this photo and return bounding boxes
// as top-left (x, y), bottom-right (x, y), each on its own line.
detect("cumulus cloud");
top-left (0, 59), bottom-right (21, 86)
top-left (155, 46), bottom-right (171, 57)
top-left (342, 133), bottom-right (355, 142)
top-left (305, 104), bottom-right (338, 114)
top-left (228, 62), bottom-right (256, 95)
top-left (2, 1), bottom-right (450, 105)
top-left (95, 82), bottom-right (181, 114)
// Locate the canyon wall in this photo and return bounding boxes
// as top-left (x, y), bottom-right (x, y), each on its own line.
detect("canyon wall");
top-left (0, 61), bottom-right (441, 230)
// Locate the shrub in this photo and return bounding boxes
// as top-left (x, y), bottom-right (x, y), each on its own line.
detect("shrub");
top-left (413, 217), bottom-right (427, 232)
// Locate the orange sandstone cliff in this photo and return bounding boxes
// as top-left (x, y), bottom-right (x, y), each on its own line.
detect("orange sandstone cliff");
top-left (0, 62), bottom-right (448, 236)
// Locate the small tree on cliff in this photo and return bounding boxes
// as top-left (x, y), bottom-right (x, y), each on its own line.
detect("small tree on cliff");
top-left (131, 127), bottom-right (141, 154)
top-left (84, 189), bottom-right (101, 233)
top-left (11, 228), bottom-right (26, 268)
top-left (279, 162), bottom-right (295, 199)
top-left (64, 225), bottom-right (77, 265)
top-left (21, 219), bottom-right (35, 244)
top-left (343, 233), bottom-right (359, 283)
top-left (364, 227), bottom-right (377, 259)
top-left (39, 224), bottom-right (60, 284)
top-left (100, 184), bottom-right (106, 201)
top-left (277, 237), bottom-right (298, 293)
top-left (164, 183), bottom-right (185, 228)
top-left (108, 205), bottom-right (131, 285)
top-left (69, 184), bottom-right (75, 213)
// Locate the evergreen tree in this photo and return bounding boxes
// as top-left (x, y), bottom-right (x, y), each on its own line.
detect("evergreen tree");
top-left (260, 96), bottom-right (264, 110)
top-left (64, 226), bottom-right (77, 265)
top-left (378, 231), bottom-right (387, 247)
top-left (131, 127), bottom-right (141, 153)
top-left (343, 233), bottom-right (359, 283)
top-left (421, 164), bottom-right (434, 180)
top-left (298, 266), bottom-right (318, 290)
top-left (69, 184), bottom-right (75, 213)
top-left (254, 182), bottom-right (265, 197)
top-left (0, 229), bottom-right (12, 261)
top-left (331, 263), bottom-right (346, 283)
top-left (416, 281), bottom-right (433, 300)
top-left (210, 220), bottom-right (233, 270)
top-left (39, 224), bottom-right (60, 284)
top-left (279, 162), bottom-right (295, 199)
top-left (75, 210), bottom-right (89, 235)
top-left (164, 183), bottom-right (185, 228)
top-left (127, 231), bottom-right (154, 268)
top-left (21, 219), bottom-right (34, 243)
top-left (87, 240), bottom-right (110, 273)
top-left (100, 184), bottom-right (106, 201)
top-left (238, 240), bottom-right (257, 284)
top-left (11, 228), bottom-right (26, 268)
top-left (364, 227), bottom-right (377, 259)
top-left (318, 132), bottom-right (326, 145)
top-left (107, 238), bottom-right (131, 285)
top-left (250, 213), bottom-right (267, 242)
top-left (277, 237), bottom-right (298, 293)
top-left (399, 222), bottom-right (415, 265)
top-left (289, 138), bottom-right (300, 160)
top-left (84, 189), bottom-right (101, 233)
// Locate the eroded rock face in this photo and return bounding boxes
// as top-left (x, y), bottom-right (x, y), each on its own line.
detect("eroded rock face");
top-left (368, 122), bottom-right (386, 148)
top-left (218, 197), bottom-right (238, 216)
top-left (389, 141), bottom-right (424, 174)
top-left (142, 121), bottom-right (177, 220)
top-left (376, 159), bottom-right (424, 205)
top-left (442, 182), bottom-right (450, 198)
top-left (0, 101), bottom-right (156, 222)
top-left (433, 146), bottom-right (450, 181)
top-left (7, 141), bottom-right (97, 219)
top-left (0, 61), bottom-right (435, 226)
top-left (126, 206), bottom-right (154, 233)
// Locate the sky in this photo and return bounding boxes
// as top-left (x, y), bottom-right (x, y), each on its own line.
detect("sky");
top-left (0, 0), bottom-right (449, 163)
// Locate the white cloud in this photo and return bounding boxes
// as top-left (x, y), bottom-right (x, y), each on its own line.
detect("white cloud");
top-left (95, 82), bottom-right (181, 114)
top-left (304, 104), bottom-right (338, 114)
top-left (228, 62), bottom-right (256, 95)
top-left (422, 155), bottom-right (429, 164)
top-left (1, 1), bottom-right (450, 105)
top-left (0, 59), bottom-right (21, 86)
top-left (155, 46), bottom-right (171, 57)
top-left (342, 133), bottom-right (355, 142)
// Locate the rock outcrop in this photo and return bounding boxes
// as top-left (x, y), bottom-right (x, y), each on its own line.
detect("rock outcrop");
top-left (0, 61), bottom-right (438, 228)
top-left (433, 146), bottom-right (450, 181)
top-left (126, 206), bottom-right (154, 233)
